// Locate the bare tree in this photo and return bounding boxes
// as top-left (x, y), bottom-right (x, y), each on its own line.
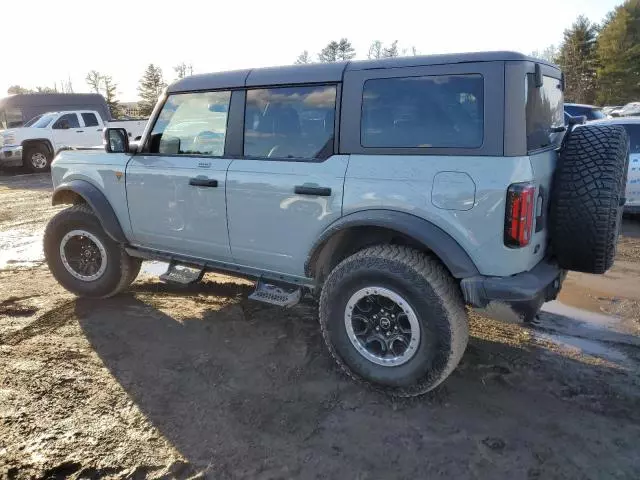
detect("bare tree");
top-left (86, 70), bottom-right (102, 93)
top-left (368, 40), bottom-right (383, 59)
top-left (174, 62), bottom-right (194, 80)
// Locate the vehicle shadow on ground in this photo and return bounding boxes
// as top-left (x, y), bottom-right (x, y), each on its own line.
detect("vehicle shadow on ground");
top-left (72, 280), bottom-right (640, 479)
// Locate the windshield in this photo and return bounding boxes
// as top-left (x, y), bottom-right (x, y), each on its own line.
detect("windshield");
top-left (23, 114), bottom-right (44, 127)
top-left (31, 114), bottom-right (57, 128)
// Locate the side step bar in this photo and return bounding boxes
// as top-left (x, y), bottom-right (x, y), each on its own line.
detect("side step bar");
top-left (159, 261), bottom-right (205, 285)
top-left (248, 279), bottom-right (301, 308)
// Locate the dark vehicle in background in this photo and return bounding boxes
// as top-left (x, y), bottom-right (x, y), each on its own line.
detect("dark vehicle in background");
top-left (564, 103), bottom-right (607, 124)
top-left (0, 93), bottom-right (110, 130)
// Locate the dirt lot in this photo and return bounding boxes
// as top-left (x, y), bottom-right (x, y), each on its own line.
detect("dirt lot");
top-left (1, 172), bottom-right (640, 479)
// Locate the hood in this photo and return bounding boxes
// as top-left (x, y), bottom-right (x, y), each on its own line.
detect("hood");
top-left (0, 127), bottom-right (45, 147)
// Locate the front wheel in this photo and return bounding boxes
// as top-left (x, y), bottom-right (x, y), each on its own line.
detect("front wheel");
top-left (23, 144), bottom-right (52, 173)
top-left (319, 245), bottom-right (469, 396)
top-left (44, 204), bottom-right (141, 298)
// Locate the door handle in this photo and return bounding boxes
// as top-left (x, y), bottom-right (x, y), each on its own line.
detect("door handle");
top-left (97, 129), bottom-right (103, 132)
top-left (294, 185), bottom-right (331, 196)
top-left (189, 177), bottom-right (218, 187)
top-left (76, 130), bottom-right (84, 133)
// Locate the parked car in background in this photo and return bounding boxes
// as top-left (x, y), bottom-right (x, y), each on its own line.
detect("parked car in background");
top-left (0, 93), bottom-right (110, 130)
top-left (0, 110), bottom-right (147, 172)
top-left (611, 102), bottom-right (640, 118)
top-left (590, 117), bottom-right (640, 214)
top-left (564, 103), bottom-right (607, 124)
top-left (603, 105), bottom-right (623, 116)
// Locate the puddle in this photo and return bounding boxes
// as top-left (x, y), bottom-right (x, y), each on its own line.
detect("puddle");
top-left (541, 301), bottom-right (619, 329)
top-left (0, 229), bottom-right (44, 270)
top-left (536, 332), bottom-right (628, 363)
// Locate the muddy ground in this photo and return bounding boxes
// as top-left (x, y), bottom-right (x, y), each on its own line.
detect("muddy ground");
top-left (1, 172), bottom-right (640, 480)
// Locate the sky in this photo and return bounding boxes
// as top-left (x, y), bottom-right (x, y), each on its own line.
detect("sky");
top-left (2, 0), bottom-right (625, 102)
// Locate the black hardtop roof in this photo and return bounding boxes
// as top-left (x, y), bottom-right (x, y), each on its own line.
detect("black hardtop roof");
top-left (168, 51), bottom-right (558, 93)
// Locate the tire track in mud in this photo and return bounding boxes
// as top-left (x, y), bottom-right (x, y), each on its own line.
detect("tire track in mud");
top-left (0, 300), bottom-right (77, 346)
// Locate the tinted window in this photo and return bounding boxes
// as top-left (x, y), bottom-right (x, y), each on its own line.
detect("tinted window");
top-left (361, 74), bottom-right (483, 149)
top-left (623, 124), bottom-right (640, 154)
top-left (149, 91), bottom-right (230, 156)
top-left (82, 113), bottom-right (99, 127)
top-left (53, 113), bottom-right (80, 129)
top-left (244, 85), bottom-right (336, 160)
top-left (526, 75), bottom-right (564, 151)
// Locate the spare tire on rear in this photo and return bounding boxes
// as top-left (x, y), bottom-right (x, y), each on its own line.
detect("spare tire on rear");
top-left (549, 124), bottom-right (629, 274)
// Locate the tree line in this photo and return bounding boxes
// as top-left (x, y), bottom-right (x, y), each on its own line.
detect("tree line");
top-left (533, 0), bottom-right (640, 105)
top-left (295, 38), bottom-right (418, 64)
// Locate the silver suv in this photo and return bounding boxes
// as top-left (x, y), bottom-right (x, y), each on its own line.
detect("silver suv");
top-left (44, 52), bottom-right (629, 396)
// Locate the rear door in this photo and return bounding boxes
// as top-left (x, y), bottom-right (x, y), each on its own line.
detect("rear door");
top-left (126, 90), bottom-right (234, 261)
top-left (226, 84), bottom-right (348, 277)
top-left (79, 112), bottom-right (103, 147)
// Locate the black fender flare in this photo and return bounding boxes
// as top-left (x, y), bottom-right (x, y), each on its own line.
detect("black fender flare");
top-left (52, 180), bottom-right (127, 243)
top-left (306, 210), bottom-right (480, 279)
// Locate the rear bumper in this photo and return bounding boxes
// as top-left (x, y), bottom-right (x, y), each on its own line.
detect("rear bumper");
top-left (0, 145), bottom-right (23, 167)
top-left (460, 259), bottom-right (566, 308)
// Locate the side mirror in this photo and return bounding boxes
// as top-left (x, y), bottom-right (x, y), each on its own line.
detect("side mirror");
top-left (104, 128), bottom-right (130, 153)
top-left (159, 136), bottom-right (181, 154)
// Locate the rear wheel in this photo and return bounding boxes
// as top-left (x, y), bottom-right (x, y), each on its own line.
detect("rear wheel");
top-left (44, 204), bottom-right (140, 298)
top-left (319, 245), bottom-right (468, 396)
top-left (23, 143), bottom-right (52, 173)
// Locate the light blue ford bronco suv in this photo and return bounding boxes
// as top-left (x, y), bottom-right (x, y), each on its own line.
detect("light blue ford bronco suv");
top-left (45, 52), bottom-right (629, 396)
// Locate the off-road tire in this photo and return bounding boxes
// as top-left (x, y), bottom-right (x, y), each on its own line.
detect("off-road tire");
top-left (319, 245), bottom-right (468, 397)
top-left (550, 125), bottom-right (630, 274)
top-left (23, 143), bottom-right (52, 173)
top-left (44, 204), bottom-right (140, 298)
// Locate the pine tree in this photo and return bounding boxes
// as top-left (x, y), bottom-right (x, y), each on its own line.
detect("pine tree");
top-left (336, 38), bottom-right (356, 61)
top-left (556, 16), bottom-right (598, 104)
top-left (295, 51), bottom-right (311, 64)
top-left (103, 75), bottom-right (121, 118)
top-left (596, 0), bottom-right (640, 105)
top-left (318, 41), bottom-right (340, 62)
top-left (138, 64), bottom-right (167, 116)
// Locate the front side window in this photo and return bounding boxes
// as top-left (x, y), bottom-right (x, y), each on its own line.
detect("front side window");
top-left (526, 75), bottom-right (564, 151)
top-left (148, 91), bottom-right (231, 156)
top-left (53, 113), bottom-right (80, 129)
top-left (32, 114), bottom-right (56, 128)
top-left (361, 74), bottom-right (484, 149)
top-left (82, 113), bottom-right (99, 127)
top-left (244, 85), bottom-right (337, 160)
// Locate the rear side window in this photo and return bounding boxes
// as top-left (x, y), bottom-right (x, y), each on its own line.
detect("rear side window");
top-left (82, 113), bottom-right (99, 127)
top-left (526, 75), bottom-right (564, 151)
top-left (623, 124), bottom-right (640, 154)
top-left (244, 85), bottom-right (336, 160)
top-left (361, 74), bottom-right (484, 148)
top-left (148, 91), bottom-right (231, 156)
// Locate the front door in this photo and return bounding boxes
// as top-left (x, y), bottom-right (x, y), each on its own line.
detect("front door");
top-left (51, 112), bottom-right (82, 149)
top-left (226, 84), bottom-right (348, 277)
top-left (126, 90), bottom-right (233, 261)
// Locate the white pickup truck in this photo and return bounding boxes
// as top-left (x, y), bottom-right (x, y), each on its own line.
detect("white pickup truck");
top-left (0, 110), bottom-right (146, 172)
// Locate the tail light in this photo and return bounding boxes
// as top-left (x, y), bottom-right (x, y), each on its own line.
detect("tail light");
top-left (504, 183), bottom-right (536, 248)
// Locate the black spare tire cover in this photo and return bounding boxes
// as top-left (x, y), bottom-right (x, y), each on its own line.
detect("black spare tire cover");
top-left (549, 124), bottom-right (629, 274)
